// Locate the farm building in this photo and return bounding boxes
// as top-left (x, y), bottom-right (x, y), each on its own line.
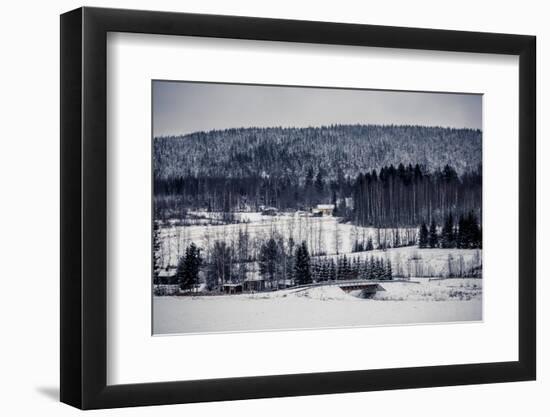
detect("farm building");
top-left (261, 206), bottom-right (278, 216)
top-left (243, 277), bottom-right (267, 292)
top-left (221, 283), bottom-right (243, 294)
top-left (312, 204), bottom-right (335, 217)
top-left (157, 267), bottom-right (177, 284)
top-left (276, 279), bottom-right (294, 289)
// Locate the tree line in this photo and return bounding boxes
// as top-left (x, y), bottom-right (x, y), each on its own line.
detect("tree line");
top-left (351, 164), bottom-right (481, 227)
top-left (313, 255), bottom-right (393, 281)
top-left (155, 238), bottom-right (396, 290)
top-left (418, 211), bottom-right (482, 249)
top-left (154, 162), bottom-right (481, 229)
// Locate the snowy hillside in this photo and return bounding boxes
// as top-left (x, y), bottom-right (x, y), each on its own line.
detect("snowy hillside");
top-left (154, 124), bottom-right (482, 180)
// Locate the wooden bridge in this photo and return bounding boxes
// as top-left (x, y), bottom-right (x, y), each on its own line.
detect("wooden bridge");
top-left (291, 279), bottom-right (416, 298)
top-left (337, 281), bottom-right (386, 296)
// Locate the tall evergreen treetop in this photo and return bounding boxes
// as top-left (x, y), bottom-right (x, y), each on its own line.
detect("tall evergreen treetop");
top-left (428, 219), bottom-right (439, 248)
top-left (418, 221), bottom-right (429, 248)
top-left (294, 241), bottom-right (312, 285)
top-left (176, 242), bottom-right (202, 290)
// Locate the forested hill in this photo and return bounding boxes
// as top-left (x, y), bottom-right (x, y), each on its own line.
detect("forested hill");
top-left (153, 124), bottom-right (482, 181)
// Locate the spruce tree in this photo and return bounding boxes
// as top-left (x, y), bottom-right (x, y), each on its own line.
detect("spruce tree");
top-left (465, 211), bottom-right (481, 248)
top-left (418, 221), bottom-right (429, 248)
top-left (315, 170), bottom-right (325, 195)
top-left (374, 257), bottom-right (384, 280)
top-left (441, 213), bottom-right (455, 248)
top-left (320, 260), bottom-right (329, 282)
top-left (457, 215), bottom-right (467, 248)
top-left (329, 259), bottom-right (337, 281)
top-left (259, 238), bottom-right (279, 287)
top-left (176, 243), bottom-right (202, 291)
top-left (369, 256), bottom-right (376, 280)
top-left (428, 219), bottom-right (438, 248)
top-left (294, 241), bottom-right (312, 285)
top-left (341, 255), bottom-right (349, 280)
top-left (385, 258), bottom-right (393, 280)
top-left (365, 236), bottom-right (374, 251)
top-left (354, 257), bottom-right (361, 276)
top-left (152, 220), bottom-right (162, 284)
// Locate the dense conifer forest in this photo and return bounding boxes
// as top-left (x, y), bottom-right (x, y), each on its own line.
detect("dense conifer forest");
top-left (154, 124), bottom-right (481, 226)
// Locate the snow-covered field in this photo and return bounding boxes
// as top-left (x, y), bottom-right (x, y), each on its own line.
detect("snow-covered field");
top-left (161, 212), bottom-right (420, 266)
top-left (158, 212), bottom-right (481, 279)
top-left (153, 278), bottom-right (482, 335)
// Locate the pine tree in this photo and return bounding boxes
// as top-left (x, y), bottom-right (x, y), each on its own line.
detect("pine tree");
top-left (418, 221), bottom-right (429, 248)
top-left (324, 260), bottom-right (331, 281)
top-left (352, 240), bottom-right (364, 253)
top-left (176, 242), bottom-right (202, 291)
top-left (457, 215), bottom-right (467, 248)
top-left (351, 257), bottom-right (359, 279)
top-left (465, 211), bottom-right (481, 248)
top-left (362, 258), bottom-right (371, 280)
top-left (441, 213), bottom-right (455, 248)
top-left (294, 241), bottom-right (312, 285)
top-left (315, 170), bottom-right (325, 195)
top-left (369, 256), bottom-right (377, 280)
top-left (428, 219), bottom-right (438, 248)
top-left (329, 259), bottom-right (337, 281)
top-left (259, 238), bottom-right (280, 287)
top-left (385, 258), bottom-right (393, 280)
top-left (319, 260), bottom-right (329, 282)
top-left (152, 220), bottom-right (162, 284)
top-left (373, 258), bottom-right (380, 280)
top-left (365, 236), bottom-right (374, 251)
top-left (341, 255), bottom-right (349, 280)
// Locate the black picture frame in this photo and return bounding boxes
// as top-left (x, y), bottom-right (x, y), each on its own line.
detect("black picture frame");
top-left (60, 6), bottom-right (536, 410)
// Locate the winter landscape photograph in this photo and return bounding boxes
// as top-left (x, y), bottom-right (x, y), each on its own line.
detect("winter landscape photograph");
top-left (152, 81), bottom-right (482, 335)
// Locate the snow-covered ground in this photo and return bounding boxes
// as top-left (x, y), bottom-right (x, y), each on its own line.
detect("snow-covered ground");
top-left (160, 212), bottom-right (419, 267)
top-left (153, 279), bottom-right (482, 335)
top-left (370, 278), bottom-right (482, 301)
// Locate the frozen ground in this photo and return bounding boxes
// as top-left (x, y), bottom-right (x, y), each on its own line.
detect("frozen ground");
top-left (153, 279), bottom-right (482, 335)
top-left (158, 212), bottom-right (417, 268)
top-left (158, 212), bottom-right (481, 276)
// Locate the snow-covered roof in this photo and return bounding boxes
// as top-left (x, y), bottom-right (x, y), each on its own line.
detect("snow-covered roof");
top-left (244, 276), bottom-right (265, 282)
top-left (158, 268), bottom-right (177, 277)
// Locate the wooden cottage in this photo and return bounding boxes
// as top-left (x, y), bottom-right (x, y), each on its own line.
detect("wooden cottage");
top-left (243, 277), bottom-right (266, 292)
top-left (312, 204), bottom-right (335, 217)
top-left (221, 283), bottom-right (243, 294)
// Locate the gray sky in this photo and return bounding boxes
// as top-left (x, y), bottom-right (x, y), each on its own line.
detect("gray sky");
top-left (153, 80), bottom-right (482, 137)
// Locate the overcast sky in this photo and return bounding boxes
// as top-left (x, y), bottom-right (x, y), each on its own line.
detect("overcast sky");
top-left (153, 80), bottom-right (482, 137)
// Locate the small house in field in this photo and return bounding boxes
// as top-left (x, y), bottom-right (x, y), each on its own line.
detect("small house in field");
top-left (261, 206), bottom-right (278, 216)
top-left (157, 267), bottom-right (177, 284)
top-left (276, 279), bottom-right (294, 289)
top-left (312, 204), bottom-right (335, 217)
top-left (221, 282), bottom-right (243, 294)
top-left (243, 276), bottom-right (266, 292)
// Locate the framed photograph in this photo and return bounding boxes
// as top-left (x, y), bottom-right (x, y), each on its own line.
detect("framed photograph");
top-left (60, 7), bottom-right (536, 409)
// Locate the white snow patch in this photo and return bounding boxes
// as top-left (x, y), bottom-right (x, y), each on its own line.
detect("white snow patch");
top-left (153, 278), bottom-right (482, 335)
top-left (294, 285), bottom-right (357, 301)
top-left (373, 278), bottom-right (482, 302)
